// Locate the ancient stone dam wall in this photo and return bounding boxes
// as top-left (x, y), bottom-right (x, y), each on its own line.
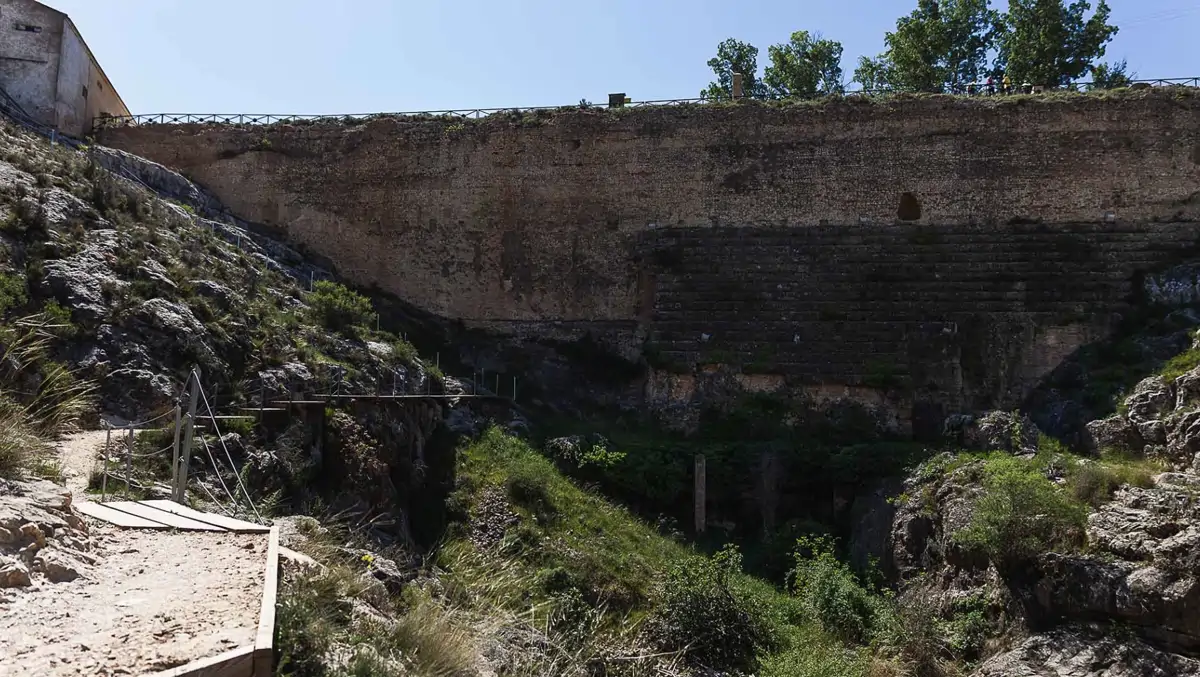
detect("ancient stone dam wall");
top-left (99, 90), bottom-right (1200, 428)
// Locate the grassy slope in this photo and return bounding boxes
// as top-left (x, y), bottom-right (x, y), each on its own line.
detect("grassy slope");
top-left (277, 427), bottom-right (883, 677)
top-left (443, 428), bottom-right (872, 676)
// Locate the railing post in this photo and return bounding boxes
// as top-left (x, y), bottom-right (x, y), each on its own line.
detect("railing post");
top-left (101, 423), bottom-right (110, 503)
top-left (171, 400), bottom-right (182, 500)
top-left (176, 368), bottom-right (202, 503)
top-left (125, 424), bottom-right (134, 499)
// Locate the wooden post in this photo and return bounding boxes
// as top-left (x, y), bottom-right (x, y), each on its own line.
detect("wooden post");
top-left (694, 454), bottom-right (707, 534)
top-left (171, 401), bottom-right (182, 499)
top-left (125, 425), bottom-right (134, 499)
top-left (101, 424), bottom-right (110, 503)
top-left (176, 368), bottom-right (202, 503)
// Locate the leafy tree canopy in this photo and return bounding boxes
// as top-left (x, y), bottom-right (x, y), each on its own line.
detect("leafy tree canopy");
top-left (764, 31), bottom-right (845, 99)
top-left (996, 0), bottom-right (1119, 87)
top-left (853, 0), bottom-right (1000, 92)
top-left (702, 39), bottom-right (768, 100)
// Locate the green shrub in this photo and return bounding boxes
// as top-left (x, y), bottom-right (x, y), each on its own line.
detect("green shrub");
top-left (546, 435), bottom-right (626, 471)
top-left (954, 456), bottom-right (1087, 563)
top-left (0, 273), bottom-right (28, 316)
top-left (275, 568), bottom-right (362, 677)
top-left (760, 642), bottom-right (873, 677)
top-left (1066, 452), bottom-right (1156, 507)
top-left (790, 535), bottom-right (886, 644)
top-left (40, 300), bottom-right (75, 337)
top-left (943, 593), bottom-right (990, 658)
top-left (306, 280), bottom-right (377, 333)
top-left (646, 544), bottom-right (774, 672)
top-left (1161, 346), bottom-right (1200, 382)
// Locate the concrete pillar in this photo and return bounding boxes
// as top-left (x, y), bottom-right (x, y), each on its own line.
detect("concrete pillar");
top-left (732, 73), bottom-right (744, 99)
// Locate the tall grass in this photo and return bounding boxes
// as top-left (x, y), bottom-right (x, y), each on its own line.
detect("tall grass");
top-left (0, 313), bottom-right (95, 479)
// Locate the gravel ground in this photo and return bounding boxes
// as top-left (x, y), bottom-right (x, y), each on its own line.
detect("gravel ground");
top-left (0, 526), bottom-right (266, 676)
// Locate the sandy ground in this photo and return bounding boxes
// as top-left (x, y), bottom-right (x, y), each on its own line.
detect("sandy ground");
top-left (0, 527), bottom-right (266, 677)
top-left (0, 432), bottom-right (267, 677)
top-left (57, 430), bottom-right (109, 499)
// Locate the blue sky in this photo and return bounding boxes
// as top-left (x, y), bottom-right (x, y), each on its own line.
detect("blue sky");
top-left (48, 0), bottom-right (1200, 115)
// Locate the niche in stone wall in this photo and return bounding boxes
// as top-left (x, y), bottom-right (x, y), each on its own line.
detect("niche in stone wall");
top-left (898, 192), bottom-right (922, 221)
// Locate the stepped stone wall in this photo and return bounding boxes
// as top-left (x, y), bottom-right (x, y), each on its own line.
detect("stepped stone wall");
top-left (99, 90), bottom-right (1200, 431)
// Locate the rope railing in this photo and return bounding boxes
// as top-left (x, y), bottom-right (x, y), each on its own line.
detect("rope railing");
top-left (91, 77), bottom-right (1200, 130)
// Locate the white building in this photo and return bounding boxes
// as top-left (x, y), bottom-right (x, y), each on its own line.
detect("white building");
top-left (0, 0), bottom-right (129, 136)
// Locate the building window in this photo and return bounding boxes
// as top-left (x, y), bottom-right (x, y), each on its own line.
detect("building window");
top-left (81, 85), bottom-right (88, 99)
top-left (14, 23), bottom-right (43, 33)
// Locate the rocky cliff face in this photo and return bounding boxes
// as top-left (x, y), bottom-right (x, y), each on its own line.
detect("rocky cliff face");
top-left (880, 364), bottom-right (1200, 674)
top-left (0, 115), bottom-right (495, 538)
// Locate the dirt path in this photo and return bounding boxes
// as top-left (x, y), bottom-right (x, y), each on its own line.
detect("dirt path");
top-left (56, 430), bottom-right (110, 500)
top-left (0, 431), bottom-right (267, 676)
top-left (0, 526), bottom-right (266, 677)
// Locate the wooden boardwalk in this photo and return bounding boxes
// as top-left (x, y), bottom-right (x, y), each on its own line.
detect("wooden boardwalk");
top-left (76, 500), bottom-right (271, 533)
top-left (74, 500), bottom-right (278, 677)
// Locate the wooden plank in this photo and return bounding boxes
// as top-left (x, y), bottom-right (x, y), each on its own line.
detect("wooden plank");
top-left (140, 644), bottom-right (255, 677)
top-left (140, 500), bottom-right (270, 533)
top-left (254, 525), bottom-right (280, 677)
top-left (105, 501), bottom-right (226, 532)
top-left (76, 501), bottom-right (172, 529)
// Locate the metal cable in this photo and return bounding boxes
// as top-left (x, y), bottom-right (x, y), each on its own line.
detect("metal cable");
top-left (193, 477), bottom-right (236, 518)
top-left (198, 382), bottom-right (262, 522)
top-left (198, 435), bottom-right (239, 509)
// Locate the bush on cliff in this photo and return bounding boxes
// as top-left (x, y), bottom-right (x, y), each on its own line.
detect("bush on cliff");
top-left (306, 280), bottom-right (378, 334)
top-left (954, 455), bottom-right (1087, 563)
top-left (645, 544), bottom-right (777, 671)
top-left (791, 535), bottom-right (888, 645)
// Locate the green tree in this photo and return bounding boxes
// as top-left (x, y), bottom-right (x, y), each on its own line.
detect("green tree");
top-left (852, 56), bottom-right (894, 91)
top-left (701, 38), bottom-right (768, 100)
top-left (1088, 58), bottom-right (1134, 89)
top-left (763, 31), bottom-right (845, 99)
top-left (996, 0), bottom-right (1118, 87)
top-left (853, 0), bottom-right (999, 93)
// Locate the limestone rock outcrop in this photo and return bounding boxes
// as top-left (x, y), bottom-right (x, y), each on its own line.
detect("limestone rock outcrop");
top-left (0, 478), bottom-right (90, 590)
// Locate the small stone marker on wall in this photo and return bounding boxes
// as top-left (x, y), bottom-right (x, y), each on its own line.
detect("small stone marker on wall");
top-left (732, 73), bottom-right (744, 99)
top-left (694, 454), bottom-right (706, 533)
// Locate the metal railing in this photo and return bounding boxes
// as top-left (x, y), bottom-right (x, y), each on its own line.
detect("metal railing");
top-left (91, 77), bottom-right (1200, 130)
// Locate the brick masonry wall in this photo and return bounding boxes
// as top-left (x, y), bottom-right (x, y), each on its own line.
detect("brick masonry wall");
top-left (99, 90), bottom-right (1200, 424)
top-left (644, 222), bottom-right (1200, 430)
